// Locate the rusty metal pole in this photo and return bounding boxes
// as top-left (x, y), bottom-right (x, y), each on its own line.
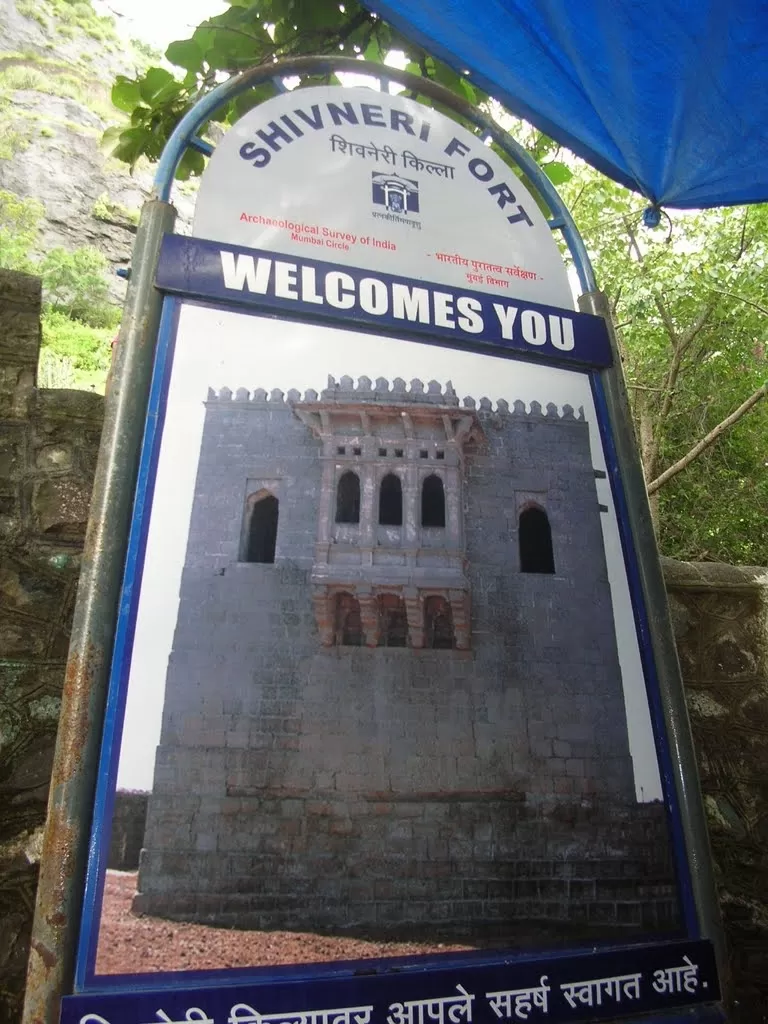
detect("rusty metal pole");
top-left (22, 199), bottom-right (176, 1024)
top-left (580, 288), bottom-right (727, 986)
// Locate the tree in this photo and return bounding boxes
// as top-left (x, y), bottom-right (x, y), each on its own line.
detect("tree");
top-left (0, 190), bottom-right (43, 271)
top-left (104, 0), bottom-right (493, 178)
top-left (560, 169), bottom-right (768, 563)
top-left (0, 191), bottom-right (118, 392)
top-left (40, 246), bottom-right (117, 328)
top-left (0, 192), bottom-right (118, 329)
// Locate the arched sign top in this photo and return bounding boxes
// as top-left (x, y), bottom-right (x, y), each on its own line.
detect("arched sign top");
top-left (192, 85), bottom-right (574, 309)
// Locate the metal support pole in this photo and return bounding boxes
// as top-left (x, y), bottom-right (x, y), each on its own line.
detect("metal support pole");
top-left (22, 199), bottom-right (176, 1024)
top-left (580, 288), bottom-right (727, 984)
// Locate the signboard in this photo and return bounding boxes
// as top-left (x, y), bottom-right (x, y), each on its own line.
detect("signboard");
top-left (191, 86), bottom-right (573, 309)
top-left (61, 83), bottom-right (720, 1024)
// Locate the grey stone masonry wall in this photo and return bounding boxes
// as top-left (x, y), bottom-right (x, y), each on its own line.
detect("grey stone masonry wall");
top-left (0, 269), bottom-right (104, 1024)
top-left (135, 377), bottom-right (678, 940)
top-left (663, 558), bottom-right (768, 1022)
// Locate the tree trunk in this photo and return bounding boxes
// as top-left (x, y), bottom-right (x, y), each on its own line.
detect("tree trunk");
top-left (637, 397), bottom-right (660, 531)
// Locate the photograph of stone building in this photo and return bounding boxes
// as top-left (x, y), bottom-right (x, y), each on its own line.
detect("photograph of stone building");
top-left (130, 371), bottom-right (680, 944)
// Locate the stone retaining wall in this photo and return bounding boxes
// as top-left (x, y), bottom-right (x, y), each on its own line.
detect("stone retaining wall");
top-left (664, 556), bottom-right (768, 1020)
top-left (0, 270), bottom-right (104, 1024)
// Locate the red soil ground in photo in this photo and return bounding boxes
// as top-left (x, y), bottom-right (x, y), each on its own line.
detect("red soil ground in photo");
top-left (95, 871), bottom-right (475, 975)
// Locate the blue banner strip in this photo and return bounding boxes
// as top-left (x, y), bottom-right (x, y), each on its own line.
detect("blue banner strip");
top-left (154, 234), bottom-right (612, 369)
top-left (63, 938), bottom-right (718, 1023)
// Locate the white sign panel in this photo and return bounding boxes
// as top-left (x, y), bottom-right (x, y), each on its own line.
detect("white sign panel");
top-left (193, 86), bottom-right (573, 309)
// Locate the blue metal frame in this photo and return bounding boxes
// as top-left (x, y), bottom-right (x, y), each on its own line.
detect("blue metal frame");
top-left (76, 289), bottom-right (693, 989)
top-left (588, 372), bottom-right (698, 937)
top-left (68, 307), bottom-right (723, 1024)
top-left (74, 295), bottom-right (181, 989)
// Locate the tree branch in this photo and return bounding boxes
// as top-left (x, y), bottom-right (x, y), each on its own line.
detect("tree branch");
top-left (568, 183), bottom-right (586, 213)
top-left (657, 299), bottom-right (718, 412)
top-left (734, 207), bottom-right (750, 263)
top-left (678, 298), bottom-right (719, 354)
top-left (206, 7), bottom-right (373, 63)
top-left (202, 23), bottom-right (270, 47)
top-left (643, 296), bottom-right (720, 476)
top-left (711, 289), bottom-right (768, 319)
top-left (647, 381), bottom-right (768, 494)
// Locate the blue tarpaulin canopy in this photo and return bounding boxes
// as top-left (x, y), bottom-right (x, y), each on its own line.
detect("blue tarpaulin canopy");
top-left (364, 0), bottom-right (768, 210)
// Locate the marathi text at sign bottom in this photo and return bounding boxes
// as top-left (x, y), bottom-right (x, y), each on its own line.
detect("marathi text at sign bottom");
top-left (77, 958), bottom-right (710, 1024)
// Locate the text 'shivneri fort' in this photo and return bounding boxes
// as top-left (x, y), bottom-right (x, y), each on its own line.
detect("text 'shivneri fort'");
top-left (134, 375), bottom-right (680, 940)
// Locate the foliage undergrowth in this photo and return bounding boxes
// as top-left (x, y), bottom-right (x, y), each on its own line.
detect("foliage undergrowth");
top-left (560, 170), bottom-right (768, 564)
top-left (93, 192), bottom-right (139, 226)
top-left (41, 0), bottom-right (119, 44)
top-left (0, 189), bottom-right (116, 392)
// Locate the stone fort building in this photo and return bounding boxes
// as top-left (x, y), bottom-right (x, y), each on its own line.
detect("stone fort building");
top-left (133, 375), bottom-right (679, 938)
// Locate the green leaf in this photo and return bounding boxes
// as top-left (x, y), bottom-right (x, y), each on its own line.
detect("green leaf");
top-left (191, 25), bottom-right (217, 54)
top-left (165, 38), bottom-right (204, 72)
top-left (430, 60), bottom-right (462, 92)
top-left (100, 124), bottom-right (124, 153)
top-left (272, 17), bottom-right (297, 45)
top-left (111, 125), bottom-right (153, 169)
top-left (198, 10), bottom-right (271, 70)
top-left (298, 0), bottom-right (347, 30)
top-left (139, 66), bottom-right (177, 103)
top-left (111, 75), bottom-right (141, 113)
top-left (129, 102), bottom-right (150, 125)
top-left (542, 161), bottom-right (573, 185)
top-left (176, 147), bottom-right (206, 180)
top-left (531, 131), bottom-right (558, 160)
top-left (363, 37), bottom-right (382, 64)
top-left (457, 75), bottom-right (477, 105)
top-left (234, 80), bottom-right (279, 117)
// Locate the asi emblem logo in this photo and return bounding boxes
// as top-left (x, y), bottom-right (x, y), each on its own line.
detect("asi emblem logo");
top-left (371, 173), bottom-right (420, 215)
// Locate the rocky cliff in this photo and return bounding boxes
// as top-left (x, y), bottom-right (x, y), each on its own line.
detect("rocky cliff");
top-left (0, 0), bottom-right (193, 304)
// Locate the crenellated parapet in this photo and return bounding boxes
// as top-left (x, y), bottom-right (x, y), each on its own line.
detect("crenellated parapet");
top-left (205, 378), bottom-right (585, 421)
top-left (205, 385), bottom-right (309, 404)
top-left (320, 375), bottom-right (460, 405)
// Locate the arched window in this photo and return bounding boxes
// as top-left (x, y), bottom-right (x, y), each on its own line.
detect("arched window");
top-left (335, 593), bottom-right (362, 646)
top-left (335, 471), bottom-right (360, 524)
top-left (421, 474), bottom-right (446, 527)
top-left (519, 506), bottom-right (555, 574)
top-left (244, 494), bottom-right (278, 563)
top-left (378, 594), bottom-right (408, 647)
top-left (424, 596), bottom-right (454, 649)
top-left (379, 473), bottom-right (402, 526)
